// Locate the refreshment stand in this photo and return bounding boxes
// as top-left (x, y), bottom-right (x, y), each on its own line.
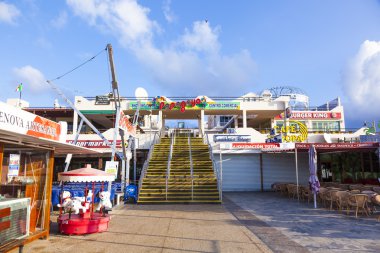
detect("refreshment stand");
top-left (0, 101), bottom-right (101, 251)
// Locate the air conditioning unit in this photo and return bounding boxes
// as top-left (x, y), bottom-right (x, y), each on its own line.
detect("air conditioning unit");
top-left (0, 198), bottom-right (30, 245)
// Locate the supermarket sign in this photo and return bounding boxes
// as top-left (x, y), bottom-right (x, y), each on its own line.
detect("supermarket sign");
top-left (0, 101), bottom-right (61, 141)
top-left (275, 111), bottom-right (341, 120)
top-left (66, 140), bottom-right (122, 149)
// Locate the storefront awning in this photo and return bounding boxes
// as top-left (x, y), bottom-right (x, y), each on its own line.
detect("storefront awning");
top-left (0, 129), bottom-right (102, 155)
top-left (295, 142), bottom-right (379, 152)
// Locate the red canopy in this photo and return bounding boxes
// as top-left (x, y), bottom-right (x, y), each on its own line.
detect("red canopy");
top-left (58, 165), bottom-right (115, 182)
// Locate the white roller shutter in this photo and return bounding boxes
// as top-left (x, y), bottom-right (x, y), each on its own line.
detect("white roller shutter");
top-left (262, 153), bottom-right (309, 190)
top-left (215, 154), bottom-right (261, 191)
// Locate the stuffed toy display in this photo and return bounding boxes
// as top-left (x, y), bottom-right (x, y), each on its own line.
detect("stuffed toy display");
top-left (96, 191), bottom-right (112, 211)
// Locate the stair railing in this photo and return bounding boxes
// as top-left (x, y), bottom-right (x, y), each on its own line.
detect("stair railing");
top-left (188, 131), bottom-right (194, 200)
top-left (138, 132), bottom-right (160, 196)
top-left (166, 131), bottom-right (174, 200)
top-left (205, 133), bottom-right (222, 201)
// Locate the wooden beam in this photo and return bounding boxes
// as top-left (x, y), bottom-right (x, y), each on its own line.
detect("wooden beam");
top-left (43, 150), bottom-right (55, 239)
top-left (24, 230), bottom-right (49, 243)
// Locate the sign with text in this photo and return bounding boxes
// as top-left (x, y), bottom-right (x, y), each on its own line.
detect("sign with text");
top-left (8, 154), bottom-right (20, 178)
top-left (129, 101), bottom-right (240, 111)
top-left (272, 121), bottom-right (308, 143)
top-left (95, 96), bottom-right (110, 105)
top-left (295, 142), bottom-right (379, 149)
top-left (214, 135), bottom-right (251, 142)
top-left (275, 111), bottom-right (342, 120)
top-left (105, 161), bottom-right (119, 179)
top-left (0, 101), bottom-right (61, 141)
top-left (66, 140), bottom-right (122, 148)
top-left (232, 143), bottom-right (280, 149)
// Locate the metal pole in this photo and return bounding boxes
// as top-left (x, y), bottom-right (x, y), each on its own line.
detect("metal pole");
top-left (219, 145), bottom-right (223, 201)
top-left (133, 138), bottom-right (137, 184)
top-left (295, 147), bottom-right (299, 201)
top-left (126, 151), bottom-right (131, 185)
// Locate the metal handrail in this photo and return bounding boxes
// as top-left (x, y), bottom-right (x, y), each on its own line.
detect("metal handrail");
top-left (205, 133), bottom-right (222, 201)
top-left (166, 131), bottom-right (174, 200)
top-left (188, 131), bottom-right (194, 200)
top-left (138, 132), bottom-right (160, 196)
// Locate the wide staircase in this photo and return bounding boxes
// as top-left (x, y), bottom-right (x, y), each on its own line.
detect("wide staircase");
top-left (137, 137), bottom-right (170, 202)
top-left (138, 134), bottom-right (221, 204)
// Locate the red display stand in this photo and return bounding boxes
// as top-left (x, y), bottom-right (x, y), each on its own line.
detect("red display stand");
top-left (58, 212), bottom-right (110, 235)
top-left (57, 165), bottom-right (115, 236)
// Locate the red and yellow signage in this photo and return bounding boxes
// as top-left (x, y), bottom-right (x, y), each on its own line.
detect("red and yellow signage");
top-left (0, 102), bottom-right (61, 141)
top-left (275, 111), bottom-right (341, 120)
top-left (119, 111), bottom-right (136, 136)
top-left (273, 121), bottom-right (308, 142)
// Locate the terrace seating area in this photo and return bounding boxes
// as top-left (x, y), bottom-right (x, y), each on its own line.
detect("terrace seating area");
top-left (272, 182), bottom-right (380, 220)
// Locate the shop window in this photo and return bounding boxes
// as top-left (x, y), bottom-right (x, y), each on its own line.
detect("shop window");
top-left (219, 116), bottom-right (232, 127)
top-left (1, 147), bottom-right (51, 236)
top-left (312, 121), bottom-right (340, 132)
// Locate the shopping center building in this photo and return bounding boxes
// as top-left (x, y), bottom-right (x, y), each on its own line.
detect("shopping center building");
top-left (13, 86), bottom-right (377, 195)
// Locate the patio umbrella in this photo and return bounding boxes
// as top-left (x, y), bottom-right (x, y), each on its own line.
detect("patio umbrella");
top-left (309, 145), bottom-right (320, 208)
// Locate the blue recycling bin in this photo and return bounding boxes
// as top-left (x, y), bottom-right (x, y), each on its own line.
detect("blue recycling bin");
top-left (124, 184), bottom-right (138, 203)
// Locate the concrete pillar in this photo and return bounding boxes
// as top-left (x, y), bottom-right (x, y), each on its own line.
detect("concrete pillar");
top-left (243, 110), bottom-right (247, 128)
top-left (158, 110), bottom-right (163, 129)
top-left (161, 115), bottom-right (166, 137)
top-left (284, 101), bottom-right (289, 136)
top-left (234, 116), bottom-right (238, 129)
top-left (73, 110), bottom-right (78, 135)
top-left (200, 110), bottom-right (205, 136)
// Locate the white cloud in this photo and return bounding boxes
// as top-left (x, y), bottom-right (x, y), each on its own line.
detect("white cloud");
top-left (0, 2), bottom-right (20, 24)
top-left (181, 21), bottom-right (221, 53)
top-left (342, 40), bottom-right (380, 120)
top-left (66, 0), bottom-right (157, 48)
top-left (66, 0), bottom-right (256, 95)
top-left (13, 65), bottom-right (47, 92)
top-left (51, 11), bottom-right (68, 29)
top-left (162, 0), bottom-right (176, 23)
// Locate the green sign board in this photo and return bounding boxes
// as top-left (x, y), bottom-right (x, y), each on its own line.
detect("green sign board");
top-left (128, 101), bottom-right (240, 111)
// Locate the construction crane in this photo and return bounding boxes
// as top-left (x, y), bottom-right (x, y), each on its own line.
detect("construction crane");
top-left (48, 44), bottom-right (139, 193)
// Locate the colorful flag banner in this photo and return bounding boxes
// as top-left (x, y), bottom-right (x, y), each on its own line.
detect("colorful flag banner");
top-left (15, 83), bottom-right (23, 92)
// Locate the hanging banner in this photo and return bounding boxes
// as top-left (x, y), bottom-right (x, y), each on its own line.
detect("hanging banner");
top-left (105, 161), bottom-right (119, 179)
top-left (8, 154), bottom-right (20, 178)
top-left (119, 111), bottom-right (136, 136)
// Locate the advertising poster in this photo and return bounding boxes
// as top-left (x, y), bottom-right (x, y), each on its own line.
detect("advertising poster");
top-left (105, 161), bottom-right (119, 179)
top-left (8, 154), bottom-right (20, 178)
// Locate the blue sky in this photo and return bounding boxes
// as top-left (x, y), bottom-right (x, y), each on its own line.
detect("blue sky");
top-left (1, 0), bottom-right (380, 128)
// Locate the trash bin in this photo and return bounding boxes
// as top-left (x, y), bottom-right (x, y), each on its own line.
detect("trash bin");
top-left (124, 184), bottom-right (138, 203)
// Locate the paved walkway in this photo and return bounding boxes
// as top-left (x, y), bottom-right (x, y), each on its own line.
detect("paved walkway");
top-left (224, 192), bottom-right (380, 253)
top-left (12, 192), bottom-right (380, 253)
top-left (16, 204), bottom-right (271, 253)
